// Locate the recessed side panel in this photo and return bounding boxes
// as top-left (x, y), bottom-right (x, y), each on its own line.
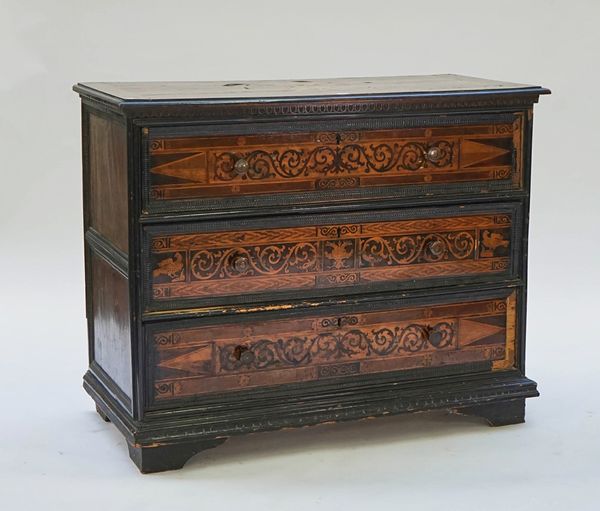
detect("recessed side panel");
top-left (88, 111), bottom-right (129, 253)
top-left (91, 254), bottom-right (132, 403)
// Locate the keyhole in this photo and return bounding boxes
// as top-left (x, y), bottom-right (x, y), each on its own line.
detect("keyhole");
top-left (233, 345), bottom-right (248, 360)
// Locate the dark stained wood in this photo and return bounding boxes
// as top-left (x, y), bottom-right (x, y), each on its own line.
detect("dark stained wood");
top-left (74, 74), bottom-right (547, 102)
top-left (74, 75), bottom-right (548, 473)
top-left (91, 254), bottom-right (132, 399)
top-left (148, 117), bottom-right (522, 202)
top-left (128, 438), bottom-right (227, 474)
top-left (96, 404), bottom-right (110, 422)
top-left (88, 112), bottom-right (129, 253)
top-left (452, 398), bottom-right (525, 426)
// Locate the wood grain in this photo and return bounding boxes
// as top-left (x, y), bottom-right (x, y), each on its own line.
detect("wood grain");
top-left (74, 74), bottom-right (548, 473)
top-left (150, 213), bottom-right (513, 301)
top-left (75, 74), bottom-right (543, 101)
top-left (148, 119), bottom-right (522, 201)
top-left (88, 112), bottom-right (129, 253)
top-left (91, 254), bottom-right (132, 398)
top-left (150, 293), bottom-right (516, 400)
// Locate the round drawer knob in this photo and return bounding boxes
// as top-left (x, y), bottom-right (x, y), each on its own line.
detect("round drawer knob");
top-left (234, 158), bottom-right (250, 175)
top-left (240, 350), bottom-right (255, 364)
top-left (427, 328), bottom-right (443, 347)
top-left (232, 255), bottom-right (250, 273)
top-left (426, 146), bottom-right (442, 162)
top-left (428, 240), bottom-right (445, 257)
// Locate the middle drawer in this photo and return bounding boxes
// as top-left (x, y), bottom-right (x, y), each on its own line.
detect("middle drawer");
top-left (143, 203), bottom-right (521, 312)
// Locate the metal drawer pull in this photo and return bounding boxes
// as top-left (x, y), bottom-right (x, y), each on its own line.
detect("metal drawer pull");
top-left (231, 255), bottom-right (250, 273)
top-left (233, 157), bottom-right (250, 175)
top-left (427, 239), bottom-right (446, 257)
top-left (426, 146), bottom-right (443, 162)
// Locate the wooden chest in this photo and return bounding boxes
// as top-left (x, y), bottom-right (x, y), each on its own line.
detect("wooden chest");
top-left (74, 75), bottom-right (549, 473)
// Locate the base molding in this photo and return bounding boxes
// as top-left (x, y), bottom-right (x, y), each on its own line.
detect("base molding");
top-left (84, 369), bottom-right (538, 473)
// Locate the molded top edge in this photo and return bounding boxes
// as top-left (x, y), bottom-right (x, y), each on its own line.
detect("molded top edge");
top-left (73, 74), bottom-right (550, 106)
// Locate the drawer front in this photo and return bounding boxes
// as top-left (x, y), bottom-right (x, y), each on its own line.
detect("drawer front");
top-left (144, 204), bottom-right (520, 310)
top-left (148, 290), bottom-right (517, 403)
top-left (144, 113), bottom-right (523, 211)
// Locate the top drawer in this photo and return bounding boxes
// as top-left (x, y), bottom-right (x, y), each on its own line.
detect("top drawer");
top-left (143, 113), bottom-right (524, 214)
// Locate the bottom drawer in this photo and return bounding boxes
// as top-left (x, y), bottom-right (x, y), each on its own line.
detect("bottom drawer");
top-left (147, 289), bottom-right (517, 404)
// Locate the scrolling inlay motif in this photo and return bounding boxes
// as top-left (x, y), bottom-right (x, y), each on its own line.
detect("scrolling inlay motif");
top-left (148, 118), bottom-right (522, 201)
top-left (214, 140), bottom-right (454, 181)
top-left (219, 321), bottom-right (455, 372)
top-left (150, 294), bottom-right (516, 399)
top-left (149, 214), bottom-right (512, 300)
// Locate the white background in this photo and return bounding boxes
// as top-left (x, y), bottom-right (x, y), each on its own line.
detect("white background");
top-left (1, 1), bottom-right (599, 509)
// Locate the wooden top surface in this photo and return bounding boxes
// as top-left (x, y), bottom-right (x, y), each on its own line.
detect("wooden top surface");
top-left (74, 74), bottom-right (549, 103)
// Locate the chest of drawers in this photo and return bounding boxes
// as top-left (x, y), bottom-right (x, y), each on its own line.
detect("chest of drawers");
top-left (74, 75), bottom-right (549, 473)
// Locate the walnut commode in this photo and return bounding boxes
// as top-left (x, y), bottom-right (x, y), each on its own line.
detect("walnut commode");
top-left (74, 75), bottom-right (549, 472)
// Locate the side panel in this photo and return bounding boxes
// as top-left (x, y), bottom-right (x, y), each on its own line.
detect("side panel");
top-left (89, 111), bottom-right (129, 253)
top-left (82, 105), bottom-right (132, 409)
top-left (91, 254), bottom-right (132, 400)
